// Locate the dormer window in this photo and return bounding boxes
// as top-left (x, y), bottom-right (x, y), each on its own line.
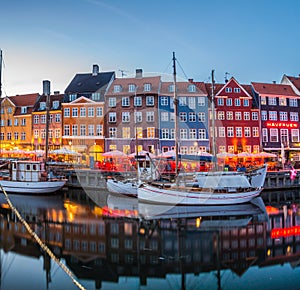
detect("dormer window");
top-left (21, 106), bottom-right (27, 114)
top-left (128, 84), bottom-right (136, 92)
top-left (234, 88), bottom-right (241, 93)
top-left (53, 101), bottom-right (59, 109)
top-left (144, 83), bottom-right (151, 92)
top-left (188, 84), bottom-right (196, 92)
top-left (225, 87), bottom-right (232, 93)
top-left (40, 102), bottom-right (46, 110)
top-left (113, 85), bottom-right (122, 93)
top-left (169, 84), bottom-right (175, 93)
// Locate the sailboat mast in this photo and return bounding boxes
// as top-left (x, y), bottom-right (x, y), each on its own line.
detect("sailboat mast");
top-left (172, 52), bottom-right (179, 175)
top-left (211, 70), bottom-right (217, 170)
top-left (43, 80), bottom-right (51, 164)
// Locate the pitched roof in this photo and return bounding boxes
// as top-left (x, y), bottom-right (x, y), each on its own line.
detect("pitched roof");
top-left (5, 93), bottom-right (40, 115)
top-left (64, 71), bottom-right (115, 94)
top-left (283, 75), bottom-right (300, 91)
top-left (160, 81), bottom-right (206, 96)
top-left (33, 93), bottom-right (64, 112)
top-left (251, 82), bottom-right (298, 97)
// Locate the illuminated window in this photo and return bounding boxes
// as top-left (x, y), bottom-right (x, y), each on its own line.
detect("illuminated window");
top-left (292, 129), bottom-right (299, 142)
top-left (279, 98), bottom-right (287, 106)
top-left (122, 127), bottom-right (130, 138)
top-left (261, 96), bottom-right (266, 105)
top-left (253, 127), bottom-right (259, 137)
top-left (147, 127), bottom-right (155, 138)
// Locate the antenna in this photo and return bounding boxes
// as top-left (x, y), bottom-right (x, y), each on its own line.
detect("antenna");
top-left (119, 69), bottom-right (128, 78)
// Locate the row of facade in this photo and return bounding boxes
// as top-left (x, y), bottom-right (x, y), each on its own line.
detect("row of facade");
top-left (1, 64), bottom-right (300, 164)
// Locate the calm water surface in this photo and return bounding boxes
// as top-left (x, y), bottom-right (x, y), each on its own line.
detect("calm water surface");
top-left (1, 188), bottom-right (300, 290)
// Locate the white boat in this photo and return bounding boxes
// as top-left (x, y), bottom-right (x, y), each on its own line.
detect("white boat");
top-left (0, 160), bottom-right (67, 194)
top-left (106, 178), bottom-right (138, 197)
top-left (137, 164), bottom-right (267, 205)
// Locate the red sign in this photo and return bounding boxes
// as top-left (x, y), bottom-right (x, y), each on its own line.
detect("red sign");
top-left (266, 122), bottom-right (298, 128)
top-left (271, 226), bottom-right (300, 239)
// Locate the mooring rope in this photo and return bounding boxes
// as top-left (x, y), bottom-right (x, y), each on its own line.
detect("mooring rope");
top-left (0, 185), bottom-right (86, 290)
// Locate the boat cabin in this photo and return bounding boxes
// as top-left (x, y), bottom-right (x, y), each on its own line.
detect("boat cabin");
top-left (10, 161), bottom-right (45, 182)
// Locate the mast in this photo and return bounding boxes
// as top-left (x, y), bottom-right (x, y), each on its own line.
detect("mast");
top-left (0, 50), bottom-right (2, 156)
top-left (211, 70), bottom-right (217, 170)
top-left (173, 52), bottom-right (179, 176)
top-left (43, 80), bottom-right (51, 164)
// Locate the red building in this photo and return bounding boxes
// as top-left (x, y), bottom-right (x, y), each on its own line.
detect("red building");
top-left (209, 77), bottom-right (260, 154)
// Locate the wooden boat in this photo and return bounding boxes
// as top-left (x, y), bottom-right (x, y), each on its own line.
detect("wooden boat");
top-left (106, 177), bottom-right (138, 197)
top-left (0, 160), bottom-right (67, 194)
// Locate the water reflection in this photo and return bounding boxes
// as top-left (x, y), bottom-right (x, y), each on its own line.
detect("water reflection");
top-left (0, 190), bottom-right (300, 289)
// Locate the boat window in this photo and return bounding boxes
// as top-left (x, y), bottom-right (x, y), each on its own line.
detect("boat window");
top-left (33, 164), bottom-right (37, 171)
top-left (26, 165), bottom-right (30, 170)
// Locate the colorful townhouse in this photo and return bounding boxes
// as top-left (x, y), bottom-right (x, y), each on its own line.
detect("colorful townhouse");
top-left (209, 77), bottom-right (260, 154)
top-left (0, 93), bottom-right (39, 151)
top-left (159, 80), bottom-right (209, 154)
top-left (32, 92), bottom-right (64, 152)
top-left (62, 64), bottom-right (115, 164)
top-left (251, 81), bottom-right (300, 162)
top-left (104, 69), bottom-right (161, 154)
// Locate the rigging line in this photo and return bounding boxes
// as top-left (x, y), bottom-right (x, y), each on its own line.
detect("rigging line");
top-left (162, 59), bottom-right (173, 74)
top-left (175, 58), bottom-right (189, 80)
top-left (0, 185), bottom-right (86, 290)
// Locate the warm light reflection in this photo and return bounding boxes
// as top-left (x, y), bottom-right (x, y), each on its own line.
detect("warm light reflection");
top-left (196, 217), bottom-right (202, 228)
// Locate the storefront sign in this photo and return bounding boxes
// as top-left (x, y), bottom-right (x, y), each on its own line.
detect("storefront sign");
top-left (266, 122), bottom-right (298, 128)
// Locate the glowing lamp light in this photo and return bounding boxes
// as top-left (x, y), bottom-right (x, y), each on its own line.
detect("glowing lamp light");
top-left (271, 226), bottom-right (300, 239)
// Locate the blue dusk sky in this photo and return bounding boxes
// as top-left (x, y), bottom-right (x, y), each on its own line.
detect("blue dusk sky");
top-left (0, 0), bottom-right (300, 96)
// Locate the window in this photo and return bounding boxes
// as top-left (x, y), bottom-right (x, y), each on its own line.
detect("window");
top-left (236, 127), bottom-right (242, 137)
top-left (41, 115), bottom-right (46, 124)
top-left (80, 125), bottom-right (86, 136)
top-left (161, 112), bottom-right (168, 121)
top-left (279, 111), bottom-right (288, 121)
top-left (161, 96), bottom-right (168, 106)
top-left (109, 127), bottom-right (117, 138)
top-left (292, 129), bottom-right (299, 142)
top-left (180, 129), bottom-right (188, 139)
top-left (161, 128), bottom-right (169, 139)
top-left (226, 98), bottom-right (232, 106)
top-left (64, 125), bottom-right (70, 136)
top-left (188, 97), bottom-right (196, 109)
top-left (170, 113), bottom-right (175, 122)
top-left (40, 102), bottom-right (46, 110)
top-left (179, 112), bottom-right (187, 122)
top-left (180, 146), bottom-right (188, 155)
top-left (109, 97), bottom-right (117, 107)
top-left (279, 98), bottom-right (286, 106)
top-left (88, 107), bottom-right (94, 117)
top-left (234, 98), bottom-right (241, 106)
top-left (21, 132), bottom-right (26, 140)
top-left (261, 111), bottom-right (267, 120)
top-left (225, 87), bottom-right (232, 93)
top-left (146, 96), bottom-right (154, 106)
top-left (134, 96), bottom-right (142, 106)
top-left (122, 112), bottom-right (130, 123)
top-left (34, 115), bottom-right (39, 124)
top-left (34, 129), bottom-right (39, 138)
top-left (168, 84), bottom-right (175, 92)
top-left (64, 108), bottom-right (70, 117)
top-left (136, 127), bottom-right (143, 138)
top-left (69, 94), bottom-right (76, 101)
top-left (91, 93), bottom-right (100, 101)
top-left (189, 112), bottom-right (196, 122)
top-left (290, 98), bottom-right (298, 107)
top-left (253, 127), bottom-right (259, 137)
top-left (235, 112), bottom-right (242, 120)
top-left (218, 111), bottom-right (225, 120)
top-left (72, 108), bottom-right (78, 117)
top-left (261, 96), bottom-right (266, 105)
top-left (21, 118), bottom-right (26, 126)
top-left (244, 127), bottom-right (251, 137)
top-left (122, 97), bottom-right (130, 106)
top-left (80, 107), bottom-right (86, 117)
top-left (53, 100), bottom-right (59, 109)
top-left (218, 127), bottom-right (225, 137)
top-left (234, 88), bottom-right (241, 93)
top-left (147, 127), bottom-right (155, 138)
top-left (198, 97), bottom-right (205, 106)
top-left (198, 129), bottom-right (206, 139)
top-left (188, 84), bottom-right (196, 92)
top-left (243, 99), bottom-right (249, 106)
top-left (144, 83), bottom-right (151, 91)
top-left (122, 127), bottom-right (130, 138)
top-left (290, 112), bottom-right (298, 121)
top-left (14, 132), bottom-right (18, 140)
top-left (226, 111), bottom-right (233, 120)
top-left (55, 114), bottom-right (61, 123)
top-left (244, 112), bottom-right (250, 120)
top-left (109, 112), bottom-right (117, 122)
top-left (198, 112), bottom-right (205, 122)
top-left (227, 127), bottom-right (234, 137)
top-left (217, 98), bottom-right (224, 106)
top-left (96, 107), bottom-right (103, 117)
top-left (146, 111), bottom-right (155, 122)
top-left (54, 129), bottom-right (60, 138)
top-left (270, 129), bottom-right (278, 142)
top-left (72, 125), bottom-right (78, 136)
top-left (96, 125), bottom-right (103, 136)
top-left (189, 129), bottom-right (197, 139)
top-left (268, 97), bottom-right (277, 105)
top-left (128, 84), bottom-right (136, 92)
top-left (113, 85), bottom-right (122, 92)
top-left (21, 106), bottom-right (27, 114)
top-left (262, 128), bottom-right (268, 142)
top-left (179, 97), bottom-right (187, 106)
top-left (135, 112), bottom-right (142, 123)
top-left (269, 111), bottom-right (277, 121)
top-left (280, 129), bottom-right (288, 143)
top-left (252, 112), bottom-right (258, 120)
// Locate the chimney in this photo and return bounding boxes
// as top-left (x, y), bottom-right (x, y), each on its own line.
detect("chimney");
top-left (92, 64), bottom-right (99, 76)
top-left (43, 80), bottom-right (50, 95)
top-left (188, 78), bottom-right (194, 82)
top-left (54, 91), bottom-right (60, 95)
top-left (273, 81), bottom-right (276, 84)
top-left (135, 69), bottom-right (143, 78)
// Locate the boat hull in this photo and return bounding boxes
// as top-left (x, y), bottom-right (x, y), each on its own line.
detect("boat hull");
top-left (138, 184), bottom-right (262, 205)
top-left (0, 180), bottom-right (67, 194)
top-left (106, 179), bottom-right (138, 197)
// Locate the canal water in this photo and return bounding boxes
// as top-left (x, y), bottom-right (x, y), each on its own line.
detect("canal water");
top-left (1, 188), bottom-right (300, 290)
